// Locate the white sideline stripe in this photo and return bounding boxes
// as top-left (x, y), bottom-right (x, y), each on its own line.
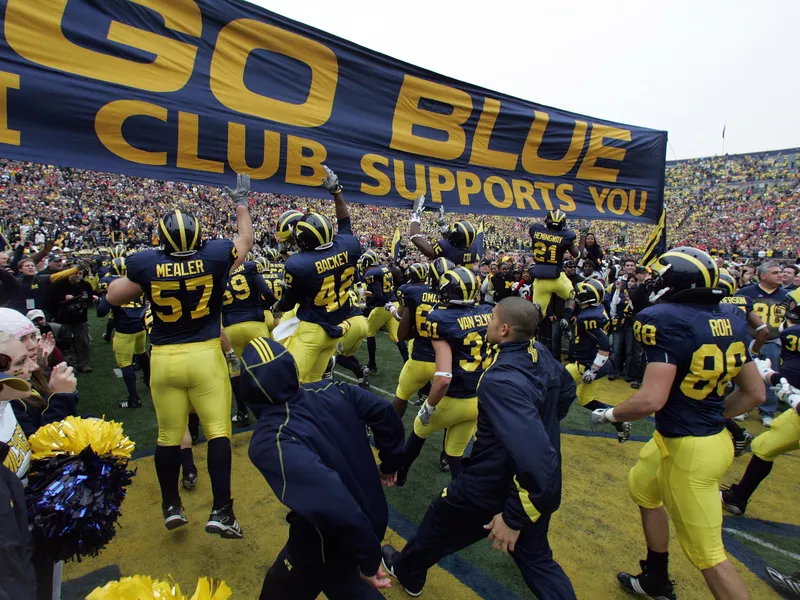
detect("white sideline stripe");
top-left (723, 528), bottom-right (800, 561)
top-left (336, 372), bottom-right (394, 398)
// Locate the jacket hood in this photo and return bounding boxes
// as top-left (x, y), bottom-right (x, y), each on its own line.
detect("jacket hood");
top-left (241, 337), bottom-right (301, 406)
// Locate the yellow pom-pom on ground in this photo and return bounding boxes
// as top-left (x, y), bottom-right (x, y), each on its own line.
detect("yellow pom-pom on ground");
top-left (29, 416), bottom-right (135, 460)
top-left (86, 576), bottom-right (230, 600)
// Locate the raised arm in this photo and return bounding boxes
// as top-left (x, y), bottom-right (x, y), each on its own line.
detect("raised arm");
top-left (224, 173), bottom-right (254, 271)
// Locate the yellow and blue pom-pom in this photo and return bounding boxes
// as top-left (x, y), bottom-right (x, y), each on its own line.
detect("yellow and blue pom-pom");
top-left (86, 576), bottom-right (231, 600)
top-left (25, 417), bottom-right (136, 563)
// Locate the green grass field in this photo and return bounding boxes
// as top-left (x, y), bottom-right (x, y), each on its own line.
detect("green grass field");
top-left (63, 315), bottom-right (800, 599)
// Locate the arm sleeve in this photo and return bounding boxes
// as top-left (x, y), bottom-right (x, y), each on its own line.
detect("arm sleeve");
top-left (588, 327), bottom-right (611, 352)
top-left (478, 372), bottom-right (560, 530)
top-left (96, 296), bottom-right (112, 318)
top-left (635, 310), bottom-right (678, 364)
top-left (365, 274), bottom-right (386, 305)
top-left (337, 217), bottom-right (352, 236)
top-left (258, 437), bottom-right (383, 577)
top-left (49, 267), bottom-right (78, 283)
top-left (342, 384), bottom-right (405, 474)
top-left (276, 266), bottom-right (300, 312)
top-left (30, 240), bottom-right (54, 266)
top-left (253, 274), bottom-right (277, 310)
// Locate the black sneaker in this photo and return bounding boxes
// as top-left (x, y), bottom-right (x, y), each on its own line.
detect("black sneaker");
top-left (119, 397), bottom-right (141, 409)
top-left (206, 502), bottom-right (243, 539)
top-left (102, 333), bottom-right (111, 343)
top-left (720, 486), bottom-right (747, 516)
top-left (163, 504), bottom-right (188, 530)
top-left (395, 467), bottom-right (409, 488)
top-left (322, 356), bottom-right (336, 380)
top-left (439, 451), bottom-right (450, 473)
top-left (412, 392), bottom-right (427, 407)
top-left (733, 430), bottom-right (754, 458)
top-left (367, 363), bottom-right (378, 373)
top-left (181, 469), bottom-right (198, 490)
top-left (631, 381), bottom-right (642, 390)
top-left (381, 545), bottom-right (422, 597)
top-left (766, 566), bottom-right (800, 596)
top-left (618, 560), bottom-right (676, 600)
top-left (608, 374), bottom-right (618, 382)
top-left (231, 413), bottom-right (249, 427)
top-left (358, 365), bottom-right (370, 389)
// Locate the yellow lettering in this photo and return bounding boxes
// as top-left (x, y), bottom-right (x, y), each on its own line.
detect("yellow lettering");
top-left (0, 72), bottom-right (20, 146)
top-left (390, 75), bottom-right (471, 160)
top-left (394, 160), bottom-right (427, 200)
top-left (285, 135), bottom-right (327, 186)
top-left (456, 171), bottom-right (481, 206)
top-left (5, 0), bottom-right (201, 92)
top-left (607, 188), bottom-right (628, 215)
top-left (469, 98), bottom-right (518, 170)
top-left (577, 124), bottom-right (631, 183)
top-left (555, 183), bottom-right (576, 212)
top-left (629, 190), bottom-right (647, 217)
top-left (521, 111), bottom-right (587, 176)
top-left (590, 187), bottom-right (608, 213)
top-left (534, 182), bottom-right (555, 210)
top-left (177, 112), bottom-right (224, 173)
top-left (484, 176), bottom-right (513, 209)
top-left (210, 19), bottom-right (337, 127)
top-left (156, 264), bottom-right (168, 278)
top-left (95, 100), bottom-right (168, 166)
top-left (512, 179), bottom-right (540, 210)
top-left (228, 123), bottom-right (280, 180)
top-left (428, 167), bottom-right (456, 204)
top-left (360, 154), bottom-right (391, 196)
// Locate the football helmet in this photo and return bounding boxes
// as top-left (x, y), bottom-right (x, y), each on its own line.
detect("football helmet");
top-left (648, 247), bottom-right (720, 303)
top-left (778, 296), bottom-right (799, 326)
top-left (438, 266), bottom-right (479, 305)
top-left (545, 210), bottom-right (567, 230)
top-left (294, 213), bottom-right (334, 251)
top-left (275, 210), bottom-right (304, 243)
top-left (359, 250), bottom-right (379, 274)
top-left (264, 247), bottom-right (280, 262)
top-left (429, 257), bottom-right (455, 287)
top-left (110, 244), bottom-right (127, 260)
top-left (254, 257), bottom-right (270, 274)
top-left (575, 278), bottom-right (604, 306)
top-left (159, 209), bottom-right (202, 257)
top-left (717, 271), bottom-right (737, 296)
top-left (446, 220), bottom-right (476, 249)
top-left (405, 262), bottom-right (430, 283)
top-left (110, 257), bottom-right (127, 278)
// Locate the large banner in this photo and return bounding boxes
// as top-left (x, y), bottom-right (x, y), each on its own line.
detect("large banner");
top-left (0, 0), bottom-right (668, 222)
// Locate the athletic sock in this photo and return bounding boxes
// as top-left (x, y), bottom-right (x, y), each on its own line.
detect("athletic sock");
top-left (725, 418), bottom-right (745, 441)
top-left (367, 337), bottom-right (377, 367)
top-left (396, 340), bottom-right (409, 362)
top-left (154, 445), bottom-right (182, 507)
top-left (646, 548), bottom-right (669, 583)
top-left (419, 381), bottom-right (432, 397)
top-left (207, 437), bottom-right (232, 509)
top-left (337, 354), bottom-right (362, 377)
top-left (446, 455), bottom-right (463, 479)
top-left (121, 365), bottom-right (139, 401)
top-left (230, 375), bottom-right (246, 416)
top-left (732, 456), bottom-right (774, 502)
top-left (138, 352), bottom-right (151, 386)
top-left (105, 319), bottom-right (114, 339)
top-left (403, 433), bottom-right (427, 470)
top-left (188, 413), bottom-right (200, 442)
top-left (181, 447), bottom-right (196, 474)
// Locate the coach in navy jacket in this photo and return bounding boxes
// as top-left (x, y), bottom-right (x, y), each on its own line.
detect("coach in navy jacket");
top-left (244, 337), bottom-right (405, 599)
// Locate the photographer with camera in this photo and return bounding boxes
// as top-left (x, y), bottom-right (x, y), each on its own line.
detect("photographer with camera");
top-left (50, 266), bottom-right (98, 373)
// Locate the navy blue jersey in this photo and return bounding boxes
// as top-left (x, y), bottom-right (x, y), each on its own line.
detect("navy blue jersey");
top-left (635, 303), bottom-right (751, 438)
top-left (427, 302), bottom-right (494, 398)
top-left (222, 261), bottom-right (276, 327)
top-left (736, 284), bottom-right (787, 340)
top-left (125, 239), bottom-right (237, 345)
top-left (573, 305), bottom-right (611, 364)
top-left (97, 294), bottom-right (146, 334)
top-left (528, 223), bottom-right (576, 279)
top-left (363, 265), bottom-right (397, 307)
top-left (397, 282), bottom-right (438, 362)
top-left (263, 270), bottom-right (284, 306)
top-left (277, 227), bottom-right (361, 330)
top-left (720, 295), bottom-right (754, 318)
top-left (779, 323), bottom-right (800, 387)
top-left (97, 274), bottom-right (116, 295)
top-left (432, 239), bottom-right (480, 266)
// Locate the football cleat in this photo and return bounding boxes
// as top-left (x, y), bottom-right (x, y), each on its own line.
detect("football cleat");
top-left (617, 560), bottom-right (676, 600)
top-left (413, 392), bottom-right (427, 407)
top-left (206, 502), bottom-right (243, 539)
top-left (322, 356), bottom-right (336, 380)
top-left (181, 469), bottom-right (198, 490)
top-left (720, 487), bottom-right (747, 516)
top-left (163, 503), bottom-right (188, 531)
top-left (732, 413), bottom-right (746, 422)
top-left (439, 450), bottom-right (450, 473)
top-left (119, 397), bottom-right (141, 409)
top-left (231, 413), bottom-right (249, 427)
top-left (381, 545), bottom-right (422, 597)
top-left (616, 421), bottom-right (632, 443)
top-left (766, 566), bottom-right (800, 596)
top-left (733, 430), bottom-right (754, 457)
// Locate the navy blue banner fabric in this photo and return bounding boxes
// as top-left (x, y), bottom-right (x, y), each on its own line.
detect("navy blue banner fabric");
top-left (0, 0), bottom-right (667, 222)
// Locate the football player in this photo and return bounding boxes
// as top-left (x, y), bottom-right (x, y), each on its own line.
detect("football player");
top-left (276, 166), bottom-right (362, 382)
top-left (721, 297), bottom-right (800, 516)
top-left (566, 278), bottom-right (632, 443)
top-left (275, 209), bottom-right (303, 258)
top-left (360, 250), bottom-right (407, 370)
top-left (408, 195), bottom-right (480, 266)
top-left (399, 266), bottom-right (492, 484)
top-left (528, 210), bottom-right (579, 318)
top-left (222, 257), bottom-right (277, 427)
top-left (591, 247), bottom-right (765, 600)
top-left (96, 258), bottom-right (149, 408)
top-left (392, 260), bottom-right (450, 416)
top-left (736, 260), bottom-right (789, 426)
top-left (324, 284), bottom-right (370, 387)
top-left (97, 256), bottom-right (120, 343)
top-left (107, 173), bottom-right (253, 538)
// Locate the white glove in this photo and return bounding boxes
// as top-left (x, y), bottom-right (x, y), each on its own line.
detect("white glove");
top-left (754, 358), bottom-right (776, 383)
top-left (410, 194), bottom-right (426, 224)
top-left (787, 393), bottom-right (800, 410)
top-left (225, 349), bottom-right (241, 377)
top-left (582, 369), bottom-right (597, 384)
top-left (435, 205), bottom-right (448, 233)
top-left (590, 407), bottom-right (614, 426)
top-left (225, 173), bottom-right (251, 207)
top-left (385, 301), bottom-right (398, 315)
top-left (321, 164), bottom-right (342, 194)
top-left (417, 400), bottom-right (436, 426)
top-left (773, 378), bottom-right (800, 404)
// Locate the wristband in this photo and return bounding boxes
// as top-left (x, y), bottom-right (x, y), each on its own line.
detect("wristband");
top-left (592, 354), bottom-right (609, 369)
top-left (755, 324), bottom-right (768, 332)
top-left (409, 214), bottom-right (421, 225)
top-left (409, 234), bottom-right (425, 242)
top-left (604, 407), bottom-right (617, 423)
top-left (434, 371), bottom-right (453, 378)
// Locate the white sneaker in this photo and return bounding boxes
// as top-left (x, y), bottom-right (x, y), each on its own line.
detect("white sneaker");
top-left (761, 415), bottom-right (774, 428)
top-left (733, 413), bottom-right (747, 422)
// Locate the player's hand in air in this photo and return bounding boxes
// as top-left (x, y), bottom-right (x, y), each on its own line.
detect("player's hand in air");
top-left (321, 165), bottom-right (342, 195)
top-left (225, 173), bottom-right (251, 207)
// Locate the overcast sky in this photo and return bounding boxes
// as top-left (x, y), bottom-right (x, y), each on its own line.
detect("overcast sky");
top-left (246, 0), bottom-right (798, 160)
